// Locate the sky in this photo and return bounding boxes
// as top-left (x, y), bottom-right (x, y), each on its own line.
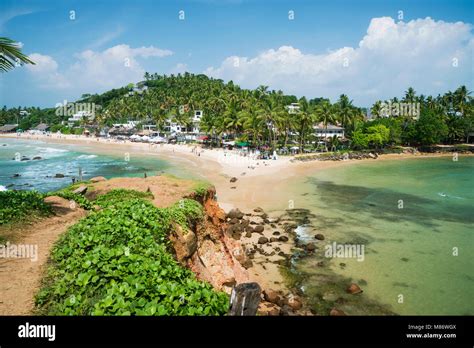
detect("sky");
top-left (0, 0), bottom-right (472, 108)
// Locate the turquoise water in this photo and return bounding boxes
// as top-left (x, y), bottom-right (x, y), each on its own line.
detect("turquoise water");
top-left (0, 138), bottom-right (188, 192)
top-left (289, 156), bottom-right (474, 315)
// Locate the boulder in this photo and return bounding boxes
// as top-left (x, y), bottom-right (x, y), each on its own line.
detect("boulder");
top-left (227, 208), bottom-right (244, 219)
top-left (169, 224), bottom-right (197, 264)
top-left (258, 236), bottom-right (269, 244)
top-left (253, 225), bottom-right (264, 233)
top-left (346, 283), bottom-right (363, 295)
top-left (270, 237), bottom-right (279, 243)
top-left (330, 308), bottom-right (346, 316)
top-left (72, 185), bottom-right (88, 195)
top-left (286, 296), bottom-right (303, 310)
top-left (278, 236), bottom-right (289, 242)
top-left (272, 231), bottom-right (280, 236)
top-left (90, 176), bottom-right (107, 183)
top-left (305, 243), bottom-right (316, 251)
top-left (229, 177), bottom-right (238, 183)
top-left (314, 233), bottom-right (325, 240)
top-left (263, 289), bottom-right (281, 304)
top-left (253, 207), bottom-right (264, 213)
top-left (54, 173), bottom-right (65, 178)
top-left (229, 217), bottom-right (239, 224)
top-left (12, 173), bottom-right (20, 178)
top-left (32, 156), bottom-right (42, 160)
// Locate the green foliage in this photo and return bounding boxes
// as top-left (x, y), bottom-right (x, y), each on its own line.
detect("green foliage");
top-left (366, 124), bottom-right (390, 149)
top-left (94, 189), bottom-right (154, 208)
top-left (36, 198), bottom-right (228, 316)
top-left (350, 129), bottom-right (369, 150)
top-left (168, 199), bottom-right (204, 230)
top-left (52, 191), bottom-right (93, 210)
top-left (415, 110), bottom-right (449, 145)
top-left (193, 182), bottom-right (211, 197)
top-left (0, 190), bottom-right (52, 225)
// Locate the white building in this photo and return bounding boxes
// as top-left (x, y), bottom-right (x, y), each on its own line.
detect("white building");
top-left (286, 103), bottom-right (300, 114)
top-left (164, 110), bottom-right (203, 134)
top-left (314, 123), bottom-right (345, 138)
top-left (68, 111), bottom-right (94, 127)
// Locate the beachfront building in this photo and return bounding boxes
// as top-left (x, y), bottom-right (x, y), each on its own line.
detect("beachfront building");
top-left (314, 123), bottom-right (345, 139)
top-left (164, 110), bottom-right (203, 135)
top-left (0, 124), bottom-right (18, 133)
top-left (286, 103), bottom-right (300, 114)
top-left (33, 123), bottom-right (49, 132)
top-left (67, 110), bottom-right (94, 127)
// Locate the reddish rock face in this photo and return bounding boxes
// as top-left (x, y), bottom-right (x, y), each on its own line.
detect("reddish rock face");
top-left (330, 308), bottom-right (346, 316)
top-left (181, 186), bottom-right (251, 291)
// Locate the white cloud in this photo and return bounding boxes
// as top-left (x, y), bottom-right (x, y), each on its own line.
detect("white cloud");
top-left (26, 44), bottom-right (173, 95)
top-left (170, 63), bottom-right (188, 74)
top-left (205, 17), bottom-right (474, 105)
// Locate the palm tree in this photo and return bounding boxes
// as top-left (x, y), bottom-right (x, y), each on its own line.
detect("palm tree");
top-left (316, 101), bottom-right (335, 151)
top-left (0, 37), bottom-right (35, 72)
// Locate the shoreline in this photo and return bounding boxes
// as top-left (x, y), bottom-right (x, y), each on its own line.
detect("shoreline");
top-left (1, 134), bottom-right (473, 315)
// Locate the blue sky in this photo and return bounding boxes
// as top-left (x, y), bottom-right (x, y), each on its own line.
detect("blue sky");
top-left (0, 0), bottom-right (472, 108)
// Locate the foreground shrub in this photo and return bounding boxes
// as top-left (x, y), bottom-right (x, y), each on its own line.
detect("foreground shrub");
top-left (0, 191), bottom-right (52, 225)
top-left (36, 198), bottom-right (228, 315)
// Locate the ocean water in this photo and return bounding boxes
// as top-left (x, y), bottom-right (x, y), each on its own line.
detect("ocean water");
top-left (0, 138), bottom-right (189, 192)
top-left (287, 156), bottom-right (474, 315)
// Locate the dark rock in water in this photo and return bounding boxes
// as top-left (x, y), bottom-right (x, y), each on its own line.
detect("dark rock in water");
top-left (2, 144), bottom-right (6, 146)
top-left (6, 183), bottom-right (14, 188)
top-left (72, 185), bottom-right (88, 195)
top-left (54, 173), bottom-right (65, 178)
top-left (278, 236), bottom-right (289, 242)
top-left (305, 243), bottom-right (316, 251)
top-left (258, 236), bottom-right (269, 244)
top-left (346, 283), bottom-right (363, 294)
top-left (314, 233), bottom-right (325, 240)
top-left (253, 225), bottom-right (264, 233)
top-left (227, 208), bottom-right (244, 219)
top-left (330, 308), bottom-right (346, 316)
top-left (229, 177), bottom-right (238, 183)
top-left (20, 157), bottom-right (30, 161)
top-left (12, 173), bottom-right (21, 178)
top-left (32, 156), bottom-right (42, 160)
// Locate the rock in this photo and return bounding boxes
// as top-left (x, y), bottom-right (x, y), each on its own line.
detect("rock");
top-left (245, 225), bottom-right (254, 233)
top-left (72, 185), bottom-right (88, 195)
top-left (227, 208), bottom-right (244, 219)
top-left (245, 232), bottom-right (252, 238)
top-left (314, 233), bottom-right (325, 240)
top-left (330, 308), bottom-right (346, 316)
top-left (20, 157), bottom-right (30, 161)
top-left (258, 236), bottom-right (269, 244)
top-left (263, 289), bottom-right (281, 304)
top-left (229, 217), bottom-right (239, 224)
top-left (32, 156), bottom-right (42, 160)
top-left (54, 173), bottom-right (65, 178)
top-left (278, 236), bottom-right (289, 242)
top-left (368, 152), bottom-right (377, 159)
top-left (279, 305), bottom-right (296, 316)
top-left (257, 302), bottom-right (280, 316)
top-left (242, 259), bottom-right (253, 269)
top-left (270, 237), bottom-right (279, 242)
top-left (305, 243), bottom-right (316, 251)
top-left (12, 173), bottom-right (20, 178)
top-left (229, 177), bottom-right (238, 183)
top-left (90, 176), bottom-right (107, 183)
top-left (272, 231), bottom-right (280, 236)
top-left (253, 207), bottom-right (264, 213)
top-left (169, 224), bottom-right (197, 264)
top-left (286, 296), bottom-right (303, 310)
top-left (253, 225), bottom-right (264, 233)
top-left (346, 283), bottom-right (363, 295)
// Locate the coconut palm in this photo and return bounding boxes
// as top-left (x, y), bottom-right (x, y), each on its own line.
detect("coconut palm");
top-left (0, 37), bottom-right (35, 72)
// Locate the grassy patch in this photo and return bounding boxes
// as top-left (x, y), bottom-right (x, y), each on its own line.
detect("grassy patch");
top-left (93, 189), bottom-right (154, 208)
top-left (0, 191), bottom-right (52, 225)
